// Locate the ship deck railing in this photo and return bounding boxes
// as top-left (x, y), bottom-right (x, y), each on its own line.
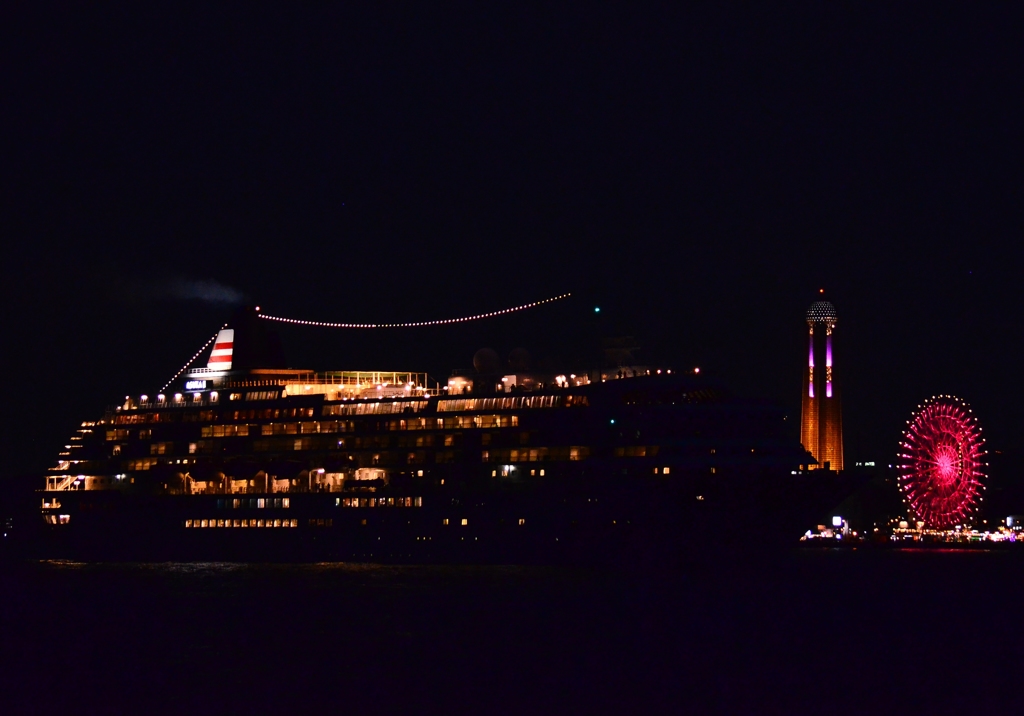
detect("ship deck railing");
top-left (46, 475), bottom-right (79, 491)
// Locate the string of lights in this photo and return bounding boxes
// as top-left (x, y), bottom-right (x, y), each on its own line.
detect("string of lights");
top-left (160, 326), bottom-right (226, 392)
top-left (256, 292), bottom-right (572, 328)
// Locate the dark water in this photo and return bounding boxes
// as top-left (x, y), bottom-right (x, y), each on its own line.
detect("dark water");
top-left (2, 550), bottom-right (1020, 714)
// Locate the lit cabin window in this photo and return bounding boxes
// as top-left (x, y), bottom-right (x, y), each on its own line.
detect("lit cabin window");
top-left (518, 519), bottom-right (525, 525)
top-left (437, 396), bottom-right (585, 412)
top-left (443, 519), bottom-right (449, 525)
top-left (322, 401), bottom-right (428, 417)
top-left (461, 518), bottom-right (468, 526)
top-left (150, 442), bottom-right (173, 455)
top-left (662, 467), bottom-right (670, 475)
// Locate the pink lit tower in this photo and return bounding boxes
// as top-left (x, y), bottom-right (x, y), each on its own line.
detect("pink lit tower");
top-left (800, 296), bottom-right (844, 471)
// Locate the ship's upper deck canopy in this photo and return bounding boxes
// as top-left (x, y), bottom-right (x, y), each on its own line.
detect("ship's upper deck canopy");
top-left (181, 368), bottom-right (434, 400)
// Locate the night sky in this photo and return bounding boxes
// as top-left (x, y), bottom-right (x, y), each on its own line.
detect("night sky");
top-left (4, 6), bottom-right (1022, 479)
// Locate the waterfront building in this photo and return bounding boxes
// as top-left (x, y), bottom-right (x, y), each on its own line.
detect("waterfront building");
top-left (800, 298), bottom-right (844, 471)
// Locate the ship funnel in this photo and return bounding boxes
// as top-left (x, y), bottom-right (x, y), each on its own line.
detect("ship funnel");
top-left (207, 328), bottom-right (235, 370)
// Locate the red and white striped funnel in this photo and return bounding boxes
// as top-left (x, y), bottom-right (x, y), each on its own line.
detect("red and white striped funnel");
top-left (207, 328), bottom-right (234, 370)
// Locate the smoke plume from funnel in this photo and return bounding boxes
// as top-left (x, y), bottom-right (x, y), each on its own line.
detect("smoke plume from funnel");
top-left (168, 279), bottom-right (247, 305)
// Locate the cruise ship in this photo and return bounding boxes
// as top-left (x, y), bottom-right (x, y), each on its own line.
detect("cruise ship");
top-left (28, 307), bottom-right (850, 563)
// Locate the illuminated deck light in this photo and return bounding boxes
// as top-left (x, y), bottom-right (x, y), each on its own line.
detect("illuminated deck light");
top-left (257, 293), bottom-right (571, 329)
top-left (159, 325), bottom-right (227, 392)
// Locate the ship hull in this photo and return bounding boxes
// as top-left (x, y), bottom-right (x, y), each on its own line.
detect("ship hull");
top-left (26, 469), bottom-right (859, 564)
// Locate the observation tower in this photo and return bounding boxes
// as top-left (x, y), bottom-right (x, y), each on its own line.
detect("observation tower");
top-left (800, 298), bottom-right (844, 471)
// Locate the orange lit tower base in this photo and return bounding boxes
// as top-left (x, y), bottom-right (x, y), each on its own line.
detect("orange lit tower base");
top-left (800, 300), bottom-right (843, 471)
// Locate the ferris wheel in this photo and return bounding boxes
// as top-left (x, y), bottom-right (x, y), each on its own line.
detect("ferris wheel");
top-left (897, 396), bottom-right (987, 529)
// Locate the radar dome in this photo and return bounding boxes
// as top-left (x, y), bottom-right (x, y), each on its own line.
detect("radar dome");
top-left (806, 301), bottom-right (837, 324)
top-left (473, 348), bottom-right (501, 374)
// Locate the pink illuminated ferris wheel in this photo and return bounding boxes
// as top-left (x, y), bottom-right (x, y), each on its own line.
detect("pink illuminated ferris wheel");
top-left (898, 396), bottom-right (987, 529)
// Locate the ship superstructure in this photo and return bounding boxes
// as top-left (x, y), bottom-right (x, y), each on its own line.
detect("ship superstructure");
top-left (37, 307), bottom-right (835, 562)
